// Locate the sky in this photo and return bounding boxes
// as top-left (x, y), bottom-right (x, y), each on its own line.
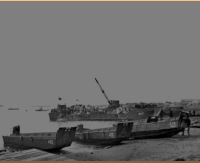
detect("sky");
top-left (0, 2), bottom-right (200, 107)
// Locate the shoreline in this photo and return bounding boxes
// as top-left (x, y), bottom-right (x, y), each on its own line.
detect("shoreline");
top-left (1, 116), bottom-right (200, 161)
top-left (1, 128), bottom-right (200, 161)
top-left (64, 128), bottom-right (200, 161)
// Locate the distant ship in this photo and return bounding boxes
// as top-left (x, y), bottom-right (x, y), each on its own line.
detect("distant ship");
top-left (35, 107), bottom-right (49, 111)
top-left (30, 105), bottom-right (51, 107)
top-left (8, 108), bottom-right (19, 110)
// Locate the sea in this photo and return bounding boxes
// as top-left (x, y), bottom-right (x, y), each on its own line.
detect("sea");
top-left (0, 105), bottom-right (116, 153)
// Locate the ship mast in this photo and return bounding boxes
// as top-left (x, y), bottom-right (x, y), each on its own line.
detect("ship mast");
top-left (95, 78), bottom-right (112, 106)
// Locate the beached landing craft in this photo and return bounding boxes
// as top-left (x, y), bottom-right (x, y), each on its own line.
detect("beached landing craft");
top-left (2, 126), bottom-right (77, 151)
top-left (74, 122), bottom-right (133, 145)
top-left (129, 108), bottom-right (187, 139)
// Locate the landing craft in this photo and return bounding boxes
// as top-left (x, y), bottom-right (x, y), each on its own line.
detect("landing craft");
top-left (49, 79), bottom-right (161, 122)
top-left (74, 122), bottom-right (133, 145)
top-left (3, 125), bottom-right (77, 151)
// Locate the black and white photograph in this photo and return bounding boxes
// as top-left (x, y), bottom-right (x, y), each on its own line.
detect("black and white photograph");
top-left (0, 1), bottom-right (200, 161)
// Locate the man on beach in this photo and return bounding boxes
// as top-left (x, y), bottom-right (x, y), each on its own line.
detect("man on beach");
top-left (182, 114), bottom-right (191, 136)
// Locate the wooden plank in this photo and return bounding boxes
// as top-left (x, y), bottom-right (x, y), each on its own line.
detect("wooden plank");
top-left (0, 151), bottom-right (50, 161)
top-left (0, 150), bottom-right (43, 160)
top-left (0, 148), bottom-right (38, 157)
top-left (0, 148), bottom-right (76, 161)
top-left (34, 155), bottom-right (76, 161)
top-left (50, 156), bottom-right (76, 161)
top-left (12, 152), bottom-right (52, 161)
top-left (17, 153), bottom-right (56, 161)
top-left (0, 151), bottom-right (43, 160)
top-left (0, 149), bottom-right (45, 161)
top-left (32, 154), bottom-right (63, 161)
top-left (28, 154), bottom-right (76, 161)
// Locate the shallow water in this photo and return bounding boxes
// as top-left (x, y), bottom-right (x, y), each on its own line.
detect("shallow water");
top-left (0, 106), bottom-right (116, 153)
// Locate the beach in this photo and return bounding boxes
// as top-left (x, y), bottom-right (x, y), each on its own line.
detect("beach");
top-left (62, 127), bottom-right (200, 161)
top-left (2, 129), bottom-right (200, 161)
top-left (1, 106), bottom-right (200, 161)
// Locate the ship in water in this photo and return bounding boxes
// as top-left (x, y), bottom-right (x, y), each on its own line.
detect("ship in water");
top-left (8, 108), bottom-right (19, 110)
top-left (35, 107), bottom-right (49, 111)
top-left (49, 78), bottom-right (183, 122)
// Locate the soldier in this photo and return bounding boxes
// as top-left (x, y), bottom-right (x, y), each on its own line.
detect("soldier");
top-left (169, 109), bottom-right (173, 117)
top-left (185, 115), bottom-right (191, 136)
top-left (182, 114), bottom-right (191, 136)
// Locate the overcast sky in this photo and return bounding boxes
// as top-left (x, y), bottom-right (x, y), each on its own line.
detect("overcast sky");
top-left (0, 2), bottom-right (200, 106)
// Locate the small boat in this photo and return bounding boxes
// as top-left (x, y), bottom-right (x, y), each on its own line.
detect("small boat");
top-left (35, 107), bottom-right (49, 111)
top-left (129, 108), bottom-right (188, 139)
top-left (2, 125), bottom-right (77, 151)
top-left (74, 122), bottom-right (133, 145)
top-left (130, 118), bottom-right (184, 139)
top-left (8, 108), bottom-right (19, 110)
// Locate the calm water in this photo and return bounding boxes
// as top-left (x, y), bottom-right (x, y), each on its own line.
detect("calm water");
top-left (0, 106), bottom-right (116, 153)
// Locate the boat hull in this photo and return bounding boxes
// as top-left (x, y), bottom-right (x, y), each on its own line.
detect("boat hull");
top-left (2, 127), bottom-right (77, 151)
top-left (131, 127), bottom-right (184, 139)
top-left (74, 122), bottom-right (133, 145)
top-left (130, 118), bottom-right (184, 139)
top-left (74, 137), bottom-right (128, 145)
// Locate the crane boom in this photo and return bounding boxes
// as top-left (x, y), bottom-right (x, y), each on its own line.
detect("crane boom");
top-left (95, 78), bottom-right (111, 105)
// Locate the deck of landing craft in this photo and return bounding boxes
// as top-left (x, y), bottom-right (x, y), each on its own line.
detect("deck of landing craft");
top-left (0, 148), bottom-right (76, 161)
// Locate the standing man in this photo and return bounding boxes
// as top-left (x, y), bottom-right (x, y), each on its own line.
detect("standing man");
top-left (185, 114), bottom-right (191, 136)
top-left (181, 113), bottom-right (191, 136)
top-left (169, 109), bottom-right (173, 117)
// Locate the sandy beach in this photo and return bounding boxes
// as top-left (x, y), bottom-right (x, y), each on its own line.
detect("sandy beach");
top-left (63, 120), bottom-right (200, 161)
top-left (1, 127), bottom-right (200, 161)
top-left (1, 108), bottom-right (200, 161)
top-left (63, 129), bottom-right (200, 161)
